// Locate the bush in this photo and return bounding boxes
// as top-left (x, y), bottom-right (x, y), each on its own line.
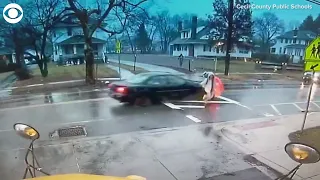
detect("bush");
top-left (0, 60), bottom-right (8, 73)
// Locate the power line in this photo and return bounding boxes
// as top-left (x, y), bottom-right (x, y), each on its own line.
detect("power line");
top-left (306, 0), bottom-right (320, 5)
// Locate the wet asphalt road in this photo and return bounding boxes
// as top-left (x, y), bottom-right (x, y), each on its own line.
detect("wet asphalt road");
top-left (0, 87), bottom-right (315, 179)
top-left (0, 86), bottom-right (318, 150)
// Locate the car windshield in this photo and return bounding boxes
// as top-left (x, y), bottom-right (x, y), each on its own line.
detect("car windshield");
top-left (126, 74), bottom-right (151, 84)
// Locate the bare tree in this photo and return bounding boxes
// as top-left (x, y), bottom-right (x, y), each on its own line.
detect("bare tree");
top-left (254, 12), bottom-right (284, 53)
top-left (153, 11), bottom-right (179, 53)
top-left (65, 0), bottom-right (148, 84)
top-left (22, 0), bottom-right (71, 77)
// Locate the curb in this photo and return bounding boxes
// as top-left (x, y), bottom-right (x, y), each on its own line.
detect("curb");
top-left (0, 77), bottom-right (120, 92)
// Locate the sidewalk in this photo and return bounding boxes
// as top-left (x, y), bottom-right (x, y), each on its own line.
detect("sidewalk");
top-left (0, 124), bottom-right (272, 180)
top-left (214, 113), bottom-right (320, 180)
top-left (106, 63), bottom-right (134, 79)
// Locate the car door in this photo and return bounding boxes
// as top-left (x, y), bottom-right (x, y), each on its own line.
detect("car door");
top-left (145, 75), bottom-right (171, 100)
top-left (166, 75), bottom-right (192, 100)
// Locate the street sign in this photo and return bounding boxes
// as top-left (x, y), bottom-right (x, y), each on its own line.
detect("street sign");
top-left (304, 36), bottom-right (320, 71)
top-left (116, 40), bottom-right (121, 54)
top-left (305, 62), bottom-right (320, 71)
top-left (305, 36), bottom-right (320, 62)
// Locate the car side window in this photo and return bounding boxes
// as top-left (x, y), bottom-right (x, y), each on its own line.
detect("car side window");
top-left (167, 75), bottom-right (186, 85)
top-left (146, 76), bottom-right (168, 85)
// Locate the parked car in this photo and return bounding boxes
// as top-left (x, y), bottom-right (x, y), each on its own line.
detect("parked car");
top-left (107, 72), bottom-right (203, 105)
top-left (303, 72), bottom-right (320, 84)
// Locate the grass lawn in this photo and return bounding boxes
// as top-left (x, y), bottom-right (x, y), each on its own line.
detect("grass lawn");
top-left (189, 59), bottom-right (303, 81)
top-left (188, 59), bottom-right (257, 73)
top-left (289, 126), bottom-right (320, 151)
top-left (108, 61), bottom-right (148, 74)
top-left (14, 63), bottom-right (118, 87)
top-left (0, 71), bottom-right (14, 82)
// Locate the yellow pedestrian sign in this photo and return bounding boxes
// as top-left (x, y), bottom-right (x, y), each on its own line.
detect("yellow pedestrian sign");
top-left (116, 40), bottom-right (121, 54)
top-left (305, 36), bottom-right (320, 62)
top-left (305, 62), bottom-right (320, 71)
top-left (304, 36), bottom-right (320, 71)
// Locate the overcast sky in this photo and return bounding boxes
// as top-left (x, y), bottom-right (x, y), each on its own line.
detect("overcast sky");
top-left (154, 0), bottom-right (319, 23)
top-left (0, 0), bottom-right (319, 26)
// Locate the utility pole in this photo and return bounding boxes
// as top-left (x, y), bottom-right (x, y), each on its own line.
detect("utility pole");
top-left (224, 0), bottom-right (234, 76)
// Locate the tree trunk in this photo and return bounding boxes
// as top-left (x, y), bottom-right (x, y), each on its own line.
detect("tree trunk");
top-left (84, 37), bottom-right (95, 84)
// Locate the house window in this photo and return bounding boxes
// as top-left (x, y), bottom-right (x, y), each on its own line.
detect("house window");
top-left (239, 50), bottom-right (249, 54)
top-left (279, 47), bottom-right (282, 54)
top-left (208, 45), bottom-right (212, 52)
top-left (186, 32), bottom-right (188, 38)
top-left (67, 27), bottom-right (72, 36)
top-left (289, 39), bottom-right (292, 43)
top-left (305, 41), bottom-right (309, 45)
top-left (184, 46), bottom-right (187, 51)
top-left (283, 48), bottom-right (286, 54)
top-left (55, 46), bottom-right (58, 55)
top-left (280, 39), bottom-right (283, 43)
top-left (203, 45), bottom-right (206, 52)
top-left (271, 48), bottom-right (276, 53)
top-left (177, 45), bottom-right (181, 51)
top-left (216, 47), bottom-right (220, 53)
top-left (183, 32), bottom-right (186, 38)
top-left (285, 39), bottom-right (288, 43)
top-left (297, 40), bottom-right (301, 44)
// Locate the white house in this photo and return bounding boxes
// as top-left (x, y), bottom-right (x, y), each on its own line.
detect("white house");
top-left (52, 16), bottom-right (109, 62)
top-left (169, 17), bottom-right (252, 58)
top-left (270, 29), bottom-right (317, 63)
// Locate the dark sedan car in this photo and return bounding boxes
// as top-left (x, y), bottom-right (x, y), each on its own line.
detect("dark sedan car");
top-left (107, 72), bottom-right (203, 105)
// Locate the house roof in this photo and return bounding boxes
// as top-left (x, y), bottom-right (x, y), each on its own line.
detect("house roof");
top-left (170, 38), bottom-right (208, 45)
top-left (171, 25), bottom-right (252, 47)
top-left (285, 44), bottom-right (307, 49)
top-left (277, 30), bottom-right (317, 40)
top-left (170, 37), bottom-right (253, 47)
top-left (57, 35), bottom-right (107, 45)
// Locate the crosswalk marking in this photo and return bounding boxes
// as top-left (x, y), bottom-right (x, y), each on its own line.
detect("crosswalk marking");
top-left (178, 105), bottom-right (205, 109)
top-left (270, 105), bottom-right (282, 115)
top-left (292, 103), bottom-right (303, 111)
top-left (162, 103), bottom-right (182, 110)
top-left (175, 100), bottom-right (234, 104)
top-left (186, 115), bottom-right (201, 123)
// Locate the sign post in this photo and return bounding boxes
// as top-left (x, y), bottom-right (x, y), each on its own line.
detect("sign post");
top-left (301, 36), bottom-right (320, 132)
top-left (116, 40), bottom-right (121, 79)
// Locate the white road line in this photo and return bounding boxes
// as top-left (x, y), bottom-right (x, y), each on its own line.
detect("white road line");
top-left (254, 101), bottom-right (320, 107)
top-left (178, 105), bottom-right (205, 109)
top-left (312, 102), bottom-right (320, 109)
top-left (217, 96), bottom-right (253, 110)
top-left (0, 97), bottom-right (112, 112)
top-left (186, 115), bottom-right (201, 123)
top-left (162, 103), bottom-right (182, 110)
top-left (292, 103), bottom-right (303, 111)
top-left (263, 113), bottom-right (274, 117)
top-left (174, 100), bottom-right (234, 104)
top-left (270, 104), bottom-right (282, 115)
top-left (217, 96), bottom-right (240, 104)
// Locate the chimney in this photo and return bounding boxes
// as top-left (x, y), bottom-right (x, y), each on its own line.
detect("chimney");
top-left (293, 28), bottom-right (298, 38)
top-left (178, 21), bottom-right (182, 32)
top-left (191, 16), bottom-right (197, 39)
